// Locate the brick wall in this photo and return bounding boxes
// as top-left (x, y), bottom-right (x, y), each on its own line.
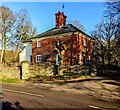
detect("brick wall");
top-left (32, 33), bottom-right (93, 65)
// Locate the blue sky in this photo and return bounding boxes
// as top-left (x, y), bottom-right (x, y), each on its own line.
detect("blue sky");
top-left (2, 2), bottom-right (106, 35)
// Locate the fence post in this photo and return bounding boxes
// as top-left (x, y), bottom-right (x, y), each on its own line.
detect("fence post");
top-left (21, 61), bottom-right (29, 80)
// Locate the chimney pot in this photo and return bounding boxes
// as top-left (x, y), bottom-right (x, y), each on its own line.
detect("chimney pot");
top-left (55, 11), bottom-right (67, 28)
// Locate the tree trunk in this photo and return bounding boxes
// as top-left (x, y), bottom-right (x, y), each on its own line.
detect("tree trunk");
top-left (1, 33), bottom-right (6, 64)
top-left (108, 39), bottom-right (111, 65)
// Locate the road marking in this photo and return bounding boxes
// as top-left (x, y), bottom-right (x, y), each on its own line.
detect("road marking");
top-left (3, 88), bottom-right (44, 98)
top-left (89, 105), bottom-right (107, 110)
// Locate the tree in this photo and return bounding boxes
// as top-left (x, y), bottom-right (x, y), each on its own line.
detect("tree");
top-left (104, 1), bottom-right (120, 65)
top-left (91, 16), bottom-right (117, 65)
top-left (11, 9), bottom-right (37, 59)
top-left (70, 19), bottom-right (85, 31)
top-left (53, 39), bottom-right (69, 65)
top-left (45, 36), bottom-right (70, 65)
top-left (91, 30), bottom-right (106, 66)
top-left (104, 2), bottom-right (120, 17)
top-left (0, 6), bottom-right (37, 64)
top-left (0, 6), bottom-right (16, 63)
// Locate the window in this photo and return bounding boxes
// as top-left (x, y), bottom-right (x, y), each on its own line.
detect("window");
top-left (83, 40), bottom-right (86, 47)
top-left (36, 55), bottom-right (41, 62)
top-left (78, 54), bottom-right (81, 64)
top-left (37, 40), bottom-right (41, 47)
top-left (57, 41), bottom-right (60, 45)
top-left (56, 54), bottom-right (59, 65)
top-left (42, 54), bottom-right (50, 62)
top-left (88, 56), bottom-right (91, 60)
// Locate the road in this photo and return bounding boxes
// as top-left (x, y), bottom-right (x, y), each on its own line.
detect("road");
top-left (0, 82), bottom-right (119, 110)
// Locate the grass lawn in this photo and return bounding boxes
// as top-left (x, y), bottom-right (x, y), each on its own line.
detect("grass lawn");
top-left (1, 78), bottom-right (21, 83)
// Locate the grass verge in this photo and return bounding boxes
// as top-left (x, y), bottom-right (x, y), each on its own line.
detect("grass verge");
top-left (26, 72), bottom-right (91, 83)
top-left (1, 78), bottom-right (21, 83)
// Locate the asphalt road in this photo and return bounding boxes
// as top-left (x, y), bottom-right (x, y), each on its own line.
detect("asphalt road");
top-left (0, 83), bottom-right (119, 110)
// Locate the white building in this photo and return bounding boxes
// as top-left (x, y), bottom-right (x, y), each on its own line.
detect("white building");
top-left (19, 42), bottom-right (32, 63)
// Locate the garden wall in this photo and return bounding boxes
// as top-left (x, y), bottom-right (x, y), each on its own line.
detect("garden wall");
top-left (0, 62), bottom-right (90, 80)
top-left (28, 64), bottom-right (89, 78)
top-left (29, 64), bottom-right (54, 77)
top-left (0, 65), bottom-right (19, 79)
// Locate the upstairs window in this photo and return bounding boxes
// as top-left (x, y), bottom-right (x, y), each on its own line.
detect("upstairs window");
top-left (37, 40), bottom-right (41, 48)
top-left (57, 41), bottom-right (60, 45)
top-left (36, 55), bottom-right (41, 62)
top-left (83, 40), bottom-right (87, 47)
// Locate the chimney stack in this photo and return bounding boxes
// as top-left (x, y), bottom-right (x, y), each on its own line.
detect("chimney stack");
top-left (55, 11), bottom-right (67, 28)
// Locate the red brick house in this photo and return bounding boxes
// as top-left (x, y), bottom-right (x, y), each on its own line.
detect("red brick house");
top-left (20, 11), bottom-right (94, 65)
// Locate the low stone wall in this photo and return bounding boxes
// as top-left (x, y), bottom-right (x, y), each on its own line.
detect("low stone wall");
top-left (29, 64), bottom-right (89, 77)
top-left (59, 65), bottom-right (89, 75)
top-left (29, 64), bottom-right (54, 77)
top-left (0, 62), bottom-right (91, 80)
top-left (0, 65), bottom-right (19, 79)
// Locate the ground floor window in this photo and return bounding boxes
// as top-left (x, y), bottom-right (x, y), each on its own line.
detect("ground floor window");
top-left (36, 55), bottom-right (41, 62)
top-left (42, 54), bottom-right (50, 62)
top-left (78, 53), bottom-right (81, 64)
top-left (56, 54), bottom-right (59, 65)
top-left (88, 55), bottom-right (91, 60)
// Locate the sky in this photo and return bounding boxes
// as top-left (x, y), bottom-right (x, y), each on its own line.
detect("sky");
top-left (1, 2), bottom-right (106, 36)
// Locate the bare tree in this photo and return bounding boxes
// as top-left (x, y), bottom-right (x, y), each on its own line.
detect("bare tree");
top-left (104, 2), bottom-right (120, 17)
top-left (104, 1), bottom-right (120, 65)
top-left (0, 6), bottom-right (16, 63)
top-left (91, 30), bottom-right (106, 65)
top-left (70, 19), bottom-right (85, 32)
top-left (11, 9), bottom-right (37, 59)
top-left (0, 6), bottom-right (37, 64)
top-left (92, 16), bottom-right (117, 65)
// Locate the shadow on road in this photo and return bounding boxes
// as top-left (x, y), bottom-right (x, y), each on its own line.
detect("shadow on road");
top-left (56, 77), bottom-right (119, 85)
top-left (1, 101), bottom-right (25, 110)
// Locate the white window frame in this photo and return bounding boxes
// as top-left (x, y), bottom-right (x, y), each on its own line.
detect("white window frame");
top-left (78, 53), bottom-right (81, 64)
top-left (56, 54), bottom-right (59, 65)
top-left (57, 41), bottom-right (60, 46)
top-left (83, 40), bottom-right (86, 47)
top-left (36, 55), bottom-right (41, 62)
top-left (88, 55), bottom-right (91, 60)
top-left (37, 40), bottom-right (41, 48)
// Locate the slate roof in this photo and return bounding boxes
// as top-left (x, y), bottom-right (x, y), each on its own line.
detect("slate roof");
top-left (23, 24), bottom-right (93, 43)
top-left (32, 24), bottom-right (93, 40)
